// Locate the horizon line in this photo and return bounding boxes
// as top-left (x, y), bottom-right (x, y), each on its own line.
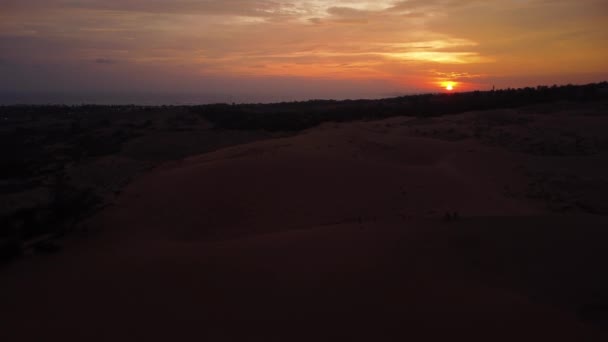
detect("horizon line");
top-left (1, 81), bottom-right (606, 107)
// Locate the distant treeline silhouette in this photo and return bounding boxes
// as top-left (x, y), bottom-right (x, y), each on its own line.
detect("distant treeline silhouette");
top-left (2, 82), bottom-right (607, 132)
top-left (195, 82), bottom-right (608, 131)
top-left (1, 81), bottom-right (607, 261)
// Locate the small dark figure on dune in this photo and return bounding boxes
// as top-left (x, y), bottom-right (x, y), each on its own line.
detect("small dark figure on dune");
top-left (443, 211), bottom-right (461, 222)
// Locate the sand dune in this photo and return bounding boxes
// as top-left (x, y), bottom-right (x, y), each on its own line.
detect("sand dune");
top-left (105, 120), bottom-right (541, 241)
top-left (2, 116), bottom-right (607, 341)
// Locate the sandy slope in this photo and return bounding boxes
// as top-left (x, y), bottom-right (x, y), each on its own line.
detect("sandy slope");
top-left (2, 117), bottom-right (607, 341)
top-left (105, 119), bottom-right (541, 241)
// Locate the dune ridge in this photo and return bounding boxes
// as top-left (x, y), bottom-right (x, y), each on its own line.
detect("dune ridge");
top-left (2, 106), bottom-right (608, 341)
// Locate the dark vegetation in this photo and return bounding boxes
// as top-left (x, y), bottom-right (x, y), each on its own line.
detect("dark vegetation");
top-left (196, 82), bottom-right (608, 131)
top-left (0, 106), bottom-right (182, 261)
top-left (1, 82), bottom-right (607, 261)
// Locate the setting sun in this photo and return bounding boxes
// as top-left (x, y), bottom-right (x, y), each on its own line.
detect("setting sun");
top-left (440, 81), bottom-right (456, 91)
top-left (1, 0), bottom-right (607, 99)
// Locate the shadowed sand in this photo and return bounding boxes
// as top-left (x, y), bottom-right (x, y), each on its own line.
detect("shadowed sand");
top-left (2, 116), bottom-right (608, 341)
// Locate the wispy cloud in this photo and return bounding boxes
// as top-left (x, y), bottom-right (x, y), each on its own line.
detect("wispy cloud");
top-left (0, 0), bottom-right (606, 95)
top-left (94, 58), bottom-right (119, 65)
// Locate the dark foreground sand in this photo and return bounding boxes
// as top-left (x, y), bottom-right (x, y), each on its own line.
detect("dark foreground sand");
top-left (2, 112), bottom-right (608, 341)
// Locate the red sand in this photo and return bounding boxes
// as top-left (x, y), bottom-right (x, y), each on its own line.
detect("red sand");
top-left (1, 118), bottom-right (606, 341)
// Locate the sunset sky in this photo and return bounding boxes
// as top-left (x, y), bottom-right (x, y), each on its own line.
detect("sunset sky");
top-left (1, 0), bottom-right (607, 102)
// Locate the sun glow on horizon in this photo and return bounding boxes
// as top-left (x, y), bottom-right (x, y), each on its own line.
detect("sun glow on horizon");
top-left (440, 81), bottom-right (456, 92)
top-left (1, 0), bottom-right (607, 98)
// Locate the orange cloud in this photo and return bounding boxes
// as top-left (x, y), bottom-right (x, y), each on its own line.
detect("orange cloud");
top-left (1, 0), bottom-right (607, 95)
